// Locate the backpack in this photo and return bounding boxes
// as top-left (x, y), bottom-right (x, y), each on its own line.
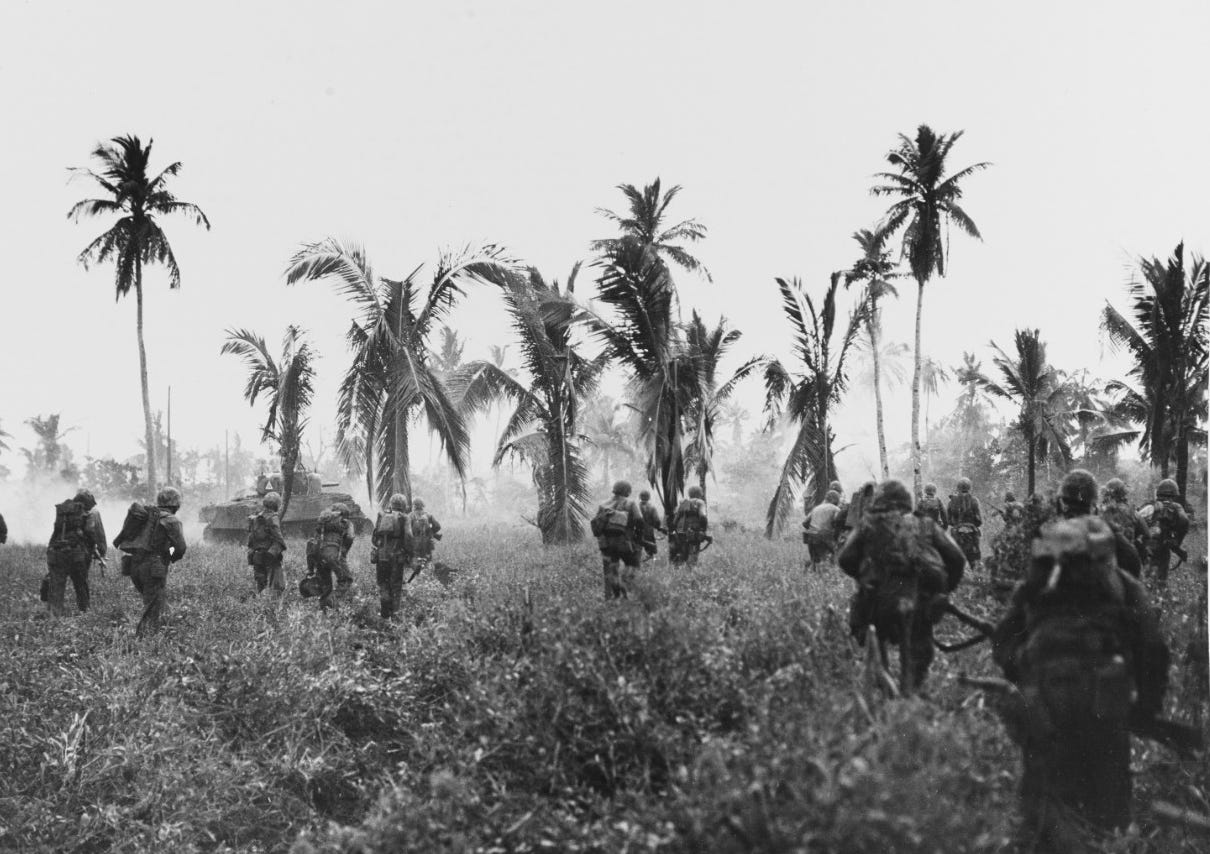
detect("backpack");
top-left (1098, 503), bottom-right (1135, 539)
top-left (409, 512), bottom-right (434, 555)
top-left (247, 513), bottom-right (275, 550)
top-left (592, 502), bottom-right (632, 546)
top-left (676, 500), bottom-right (707, 535)
top-left (113, 503), bottom-right (164, 554)
top-left (51, 500), bottom-right (88, 548)
top-left (1149, 500), bottom-right (1182, 545)
top-left (857, 512), bottom-right (947, 595)
top-left (317, 510), bottom-right (345, 545)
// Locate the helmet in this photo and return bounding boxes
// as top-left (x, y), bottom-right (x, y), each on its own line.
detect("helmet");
top-left (639, 490), bottom-right (651, 501)
top-left (74, 488), bottom-right (96, 510)
top-left (828, 480), bottom-right (842, 494)
top-left (1059, 469), bottom-right (1097, 515)
top-left (956, 477), bottom-right (972, 494)
top-left (263, 491), bottom-right (282, 511)
top-left (687, 485), bottom-right (704, 500)
top-left (388, 493), bottom-right (409, 511)
top-left (299, 574), bottom-right (323, 598)
top-left (1004, 490), bottom-right (1016, 503)
top-left (870, 479), bottom-right (912, 514)
top-left (156, 486), bottom-right (182, 510)
top-left (612, 480), bottom-right (632, 497)
top-left (924, 483), bottom-right (937, 496)
top-left (412, 498), bottom-right (426, 511)
top-left (1031, 516), bottom-right (1117, 585)
top-left (1156, 479), bottom-right (1180, 500)
top-left (1103, 478), bottom-right (1127, 502)
top-left (332, 502), bottom-right (350, 517)
top-left (824, 490), bottom-right (840, 504)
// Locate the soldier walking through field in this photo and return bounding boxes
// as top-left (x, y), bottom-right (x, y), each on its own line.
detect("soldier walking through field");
top-left (670, 485), bottom-right (710, 566)
top-left (637, 490), bottom-right (664, 563)
top-left (246, 491), bottom-right (287, 595)
top-left (407, 498), bottom-right (442, 577)
top-left (334, 503), bottom-right (357, 595)
top-left (114, 486), bottom-right (187, 637)
top-left (1054, 470), bottom-right (1142, 578)
top-left (947, 477), bottom-right (983, 570)
top-left (311, 503), bottom-right (353, 610)
top-left (1097, 478), bottom-right (1149, 561)
top-left (914, 483), bottom-right (948, 528)
top-left (45, 488), bottom-right (107, 616)
top-left (592, 480), bottom-right (643, 599)
top-left (372, 494), bottom-right (412, 619)
top-left (802, 490), bottom-right (842, 570)
top-left (1138, 478), bottom-right (1190, 584)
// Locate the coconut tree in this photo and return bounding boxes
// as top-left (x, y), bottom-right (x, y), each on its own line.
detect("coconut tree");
top-left (452, 267), bottom-right (608, 543)
top-left (69, 135), bottom-right (211, 499)
top-left (1101, 243), bottom-right (1209, 497)
top-left (921, 356), bottom-right (951, 483)
top-left (682, 312), bottom-right (763, 497)
top-left (590, 178), bottom-right (711, 280)
top-left (763, 273), bottom-right (867, 536)
top-left (871, 125), bottom-right (989, 497)
top-left (951, 352), bottom-right (989, 477)
top-left (583, 396), bottom-right (638, 491)
top-left (220, 325), bottom-right (317, 518)
top-left (285, 239), bottom-right (512, 504)
top-left (975, 329), bottom-right (1072, 495)
top-left (845, 227), bottom-right (902, 477)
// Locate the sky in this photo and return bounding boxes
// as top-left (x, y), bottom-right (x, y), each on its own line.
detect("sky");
top-left (0, 0), bottom-right (1206, 493)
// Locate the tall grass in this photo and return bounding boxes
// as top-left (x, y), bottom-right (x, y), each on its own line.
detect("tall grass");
top-left (0, 524), bottom-right (1204, 852)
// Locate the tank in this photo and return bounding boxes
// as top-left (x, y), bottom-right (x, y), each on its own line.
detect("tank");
top-left (199, 471), bottom-right (373, 543)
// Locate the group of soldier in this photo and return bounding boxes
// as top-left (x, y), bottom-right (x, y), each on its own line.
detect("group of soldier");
top-left (807, 469), bottom-right (1198, 849)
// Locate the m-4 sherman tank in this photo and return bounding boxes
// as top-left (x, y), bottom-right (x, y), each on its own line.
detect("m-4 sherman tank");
top-left (199, 470), bottom-right (372, 543)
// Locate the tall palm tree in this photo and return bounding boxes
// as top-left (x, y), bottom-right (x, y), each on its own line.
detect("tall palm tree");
top-left (682, 312), bottom-right (763, 497)
top-left (1102, 243), bottom-right (1209, 497)
top-left (285, 239), bottom-right (511, 505)
top-left (22, 414), bottom-right (75, 476)
top-left (430, 326), bottom-right (466, 376)
top-left (69, 135), bottom-right (211, 499)
top-left (590, 178), bottom-right (711, 281)
top-left (976, 329), bottom-right (1071, 495)
top-left (952, 352), bottom-right (988, 477)
top-left (453, 267), bottom-right (608, 543)
top-left (845, 227), bottom-right (901, 477)
top-left (582, 396), bottom-right (638, 491)
top-left (763, 274), bottom-right (867, 536)
top-left (871, 125), bottom-right (989, 497)
top-left (220, 325), bottom-right (318, 518)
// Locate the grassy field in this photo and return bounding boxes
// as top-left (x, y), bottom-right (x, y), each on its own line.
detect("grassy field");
top-left (0, 524), bottom-right (1205, 853)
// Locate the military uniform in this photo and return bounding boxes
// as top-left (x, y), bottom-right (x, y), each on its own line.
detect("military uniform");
top-left (46, 493), bottom-right (106, 616)
top-left (593, 487), bottom-right (643, 599)
top-left (115, 491), bottom-right (187, 637)
top-left (313, 508), bottom-right (353, 609)
top-left (914, 495), bottom-right (948, 528)
top-left (372, 500), bottom-right (412, 619)
top-left (947, 489), bottom-right (983, 567)
top-left (991, 517), bottom-right (1168, 848)
top-left (670, 495), bottom-right (709, 566)
top-left (836, 482), bottom-right (876, 550)
top-left (802, 496), bottom-right (841, 569)
top-left (1138, 482), bottom-right (1190, 583)
top-left (247, 507), bottom-right (287, 594)
top-left (638, 498), bottom-right (663, 560)
top-left (407, 504), bottom-right (442, 570)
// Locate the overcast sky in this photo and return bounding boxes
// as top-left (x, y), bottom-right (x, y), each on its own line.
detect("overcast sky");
top-left (1, 0), bottom-right (1206, 488)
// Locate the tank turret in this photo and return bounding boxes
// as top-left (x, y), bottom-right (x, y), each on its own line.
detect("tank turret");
top-left (199, 473), bottom-right (372, 542)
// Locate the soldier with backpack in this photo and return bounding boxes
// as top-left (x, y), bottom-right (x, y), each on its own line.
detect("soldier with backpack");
top-left (45, 488), bottom-right (107, 616)
top-left (1137, 479), bottom-right (1190, 584)
top-left (1055, 470), bottom-right (1142, 578)
top-left (914, 483), bottom-right (948, 528)
top-left (947, 477), bottom-right (983, 570)
top-left (802, 490), bottom-right (842, 570)
top-left (246, 491), bottom-right (287, 595)
top-left (113, 486), bottom-right (186, 637)
top-left (308, 503), bottom-right (353, 610)
top-left (991, 516), bottom-right (1170, 848)
top-left (670, 485), bottom-right (710, 566)
top-left (591, 480), bottom-right (643, 599)
top-left (372, 494), bottom-right (412, 619)
top-left (407, 498), bottom-right (442, 576)
top-left (1098, 478), bottom-right (1148, 560)
top-left (637, 490), bottom-right (664, 563)
top-left (333, 503), bottom-right (357, 595)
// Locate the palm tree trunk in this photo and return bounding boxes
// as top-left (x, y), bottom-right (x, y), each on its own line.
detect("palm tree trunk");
top-left (135, 264), bottom-right (157, 501)
top-left (1026, 426), bottom-right (1036, 495)
top-left (868, 314), bottom-right (890, 478)
top-left (910, 279), bottom-right (925, 498)
top-left (1175, 424), bottom-right (1189, 499)
top-left (395, 412), bottom-right (411, 503)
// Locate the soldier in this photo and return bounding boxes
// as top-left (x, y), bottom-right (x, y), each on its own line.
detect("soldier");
top-left (372, 493), bottom-right (412, 619)
top-left (802, 490), bottom-right (842, 570)
top-left (118, 487), bottom-right (187, 637)
top-left (992, 490), bottom-right (1025, 526)
top-left (45, 488), bottom-right (107, 616)
top-left (836, 481), bottom-right (876, 549)
top-left (914, 483), bottom-right (948, 528)
top-left (637, 490), bottom-right (664, 563)
top-left (333, 503), bottom-right (357, 594)
top-left (591, 480), bottom-right (643, 599)
top-left (1137, 478), bottom-right (1190, 584)
top-left (1056, 470), bottom-right (1142, 578)
top-left (407, 498), bottom-right (442, 575)
top-left (947, 477), bottom-right (983, 570)
top-left (838, 479), bottom-right (966, 694)
top-left (991, 516), bottom-right (1169, 848)
top-left (670, 485), bottom-right (711, 566)
top-left (1098, 478), bottom-right (1148, 559)
top-left (312, 503), bottom-right (353, 610)
top-left (246, 491), bottom-right (287, 595)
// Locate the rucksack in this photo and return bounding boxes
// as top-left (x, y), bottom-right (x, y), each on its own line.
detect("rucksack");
top-left (247, 513), bottom-right (275, 550)
top-left (113, 503), bottom-right (164, 554)
top-left (1149, 500), bottom-right (1182, 544)
top-left (374, 510), bottom-right (405, 540)
top-left (950, 494), bottom-right (978, 526)
top-left (409, 512), bottom-right (434, 554)
top-left (51, 500), bottom-right (88, 548)
top-left (317, 510), bottom-right (345, 544)
top-left (676, 500), bottom-right (707, 534)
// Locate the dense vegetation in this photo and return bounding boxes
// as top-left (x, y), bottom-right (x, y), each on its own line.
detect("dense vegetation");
top-left (1, 522), bottom-right (1205, 852)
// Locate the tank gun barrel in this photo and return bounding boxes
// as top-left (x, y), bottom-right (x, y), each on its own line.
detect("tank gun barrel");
top-left (321, 481), bottom-right (340, 488)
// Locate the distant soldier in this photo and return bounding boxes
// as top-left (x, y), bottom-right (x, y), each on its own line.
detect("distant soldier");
top-left (914, 483), bottom-right (948, 528)
top-left (114, 487), bottom-right (187, 637)
top-left (637, 490), bottom-right (664, 562)
top-left (591, 480), bottom-right (643, 599)
top-left (1056, 470), bottom-right (1142, 578)
top-left (1137, 478), bottom-right (1190, 584)
top-left (255, 470), bottom-right (270, 497)
top-left (991, 517), bottom-right (1169, 848)
top-left (45, 488), bottom-right (107, 616)
top-left (407, 497), bottom-right (442, 576)
top-left (802, 490), bottom-right (842, 570)
top-left (838, 479), bottom-right (966, 694)
top-left (334, 503), bottom-right (356, 594)
top-left (993, 490), bottom-right (1025, 526)
top-left (1098, 478), bottom-right (1148, 558)
top-left (246, 491), bottom-right (287, 595)
top-left (0, 510), bottom-right (7, 545)
top-left (947, 477), bottom-right (983, 569)
top-left (312, 503), bottom-right (353, 610)
top-left (836, 481), bottom-right (876, 549)
top-left (372, 494), bottom-right (412, 619)
top-left (670, 485), bottom-right (711, 566)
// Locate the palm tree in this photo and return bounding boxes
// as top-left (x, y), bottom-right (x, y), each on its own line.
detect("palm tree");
top-left (69, 135), bottom-right (211, 499)
top-left (590, 178), bottom-right (710, 281)
top-left (430, 326), bottom-right (466, 376)
top-left (845, 227), bottom-right (901, 477)
top-left (952, 352), bottom-right (988, 477)
top-left (1101, 243), bottom-right (1209, 497)
top-left (220, 325), bottom-right (318, 517)
top-left (763, 274), bottom-right (867, 536)
top-left (285, 239), bottom-right (511, 504)
top-left (975, 329), bottom-right (1072, 495)
top-left (582, 396), bottom-right (638, 491)
top-left (0, 420), bottom-right (11, 457)
top-left (453, 267), bottom-right (608, 543)
top-left (921, 356), bottom-right (951, 483)
top-left (871, 125), bottom-right (989, 497)
top-left (22, 414), bottom-right (75, 477)
top-left (682, 312), bottom-right (763, 497)
top-left (717, 400), bottom-right (751, 446)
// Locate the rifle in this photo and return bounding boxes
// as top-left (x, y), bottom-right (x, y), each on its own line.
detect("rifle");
top-left (934, 601), bottom-right (996, 652)
top-left (958, 674), bottom-right (1204, 758)
top-left (91, 548), bottom-right (108, 578)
